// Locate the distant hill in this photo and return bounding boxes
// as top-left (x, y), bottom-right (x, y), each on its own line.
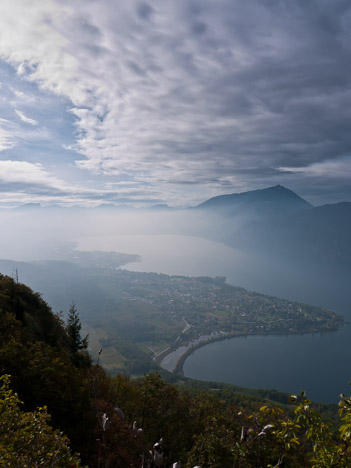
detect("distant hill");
top-left (149, 204), bottom-right (174, 211)
top-left (231, 201), bottom-right (351, 266)
top-left (13, 202), bottom-right (42, 211)
top-left (195, 185), bottom-right (312, 218)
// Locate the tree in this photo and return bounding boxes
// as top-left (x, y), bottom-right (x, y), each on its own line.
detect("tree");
top-left (66, 302), bottom-right (89, 356)
top-left (0, 374), bottom-right (83, 467)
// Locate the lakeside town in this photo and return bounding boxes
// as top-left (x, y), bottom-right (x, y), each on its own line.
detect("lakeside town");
top-left (85, 268), bottom-right (343, 374)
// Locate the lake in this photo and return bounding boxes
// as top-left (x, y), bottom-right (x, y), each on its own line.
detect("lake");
top-left (77, 233), bottom-right (351, 403)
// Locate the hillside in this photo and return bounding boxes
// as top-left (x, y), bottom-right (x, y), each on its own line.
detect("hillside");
top-left (0, 274), bottom-right (92, 462)
top-left (1, 274), bottom-right (351, 466)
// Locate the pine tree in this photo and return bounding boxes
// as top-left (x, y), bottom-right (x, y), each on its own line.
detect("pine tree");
top-left (66, 302), bottom-right (89, 354)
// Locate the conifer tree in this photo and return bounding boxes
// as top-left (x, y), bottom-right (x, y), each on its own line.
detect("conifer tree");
top-left (66, 302), bottom-right (89, 354)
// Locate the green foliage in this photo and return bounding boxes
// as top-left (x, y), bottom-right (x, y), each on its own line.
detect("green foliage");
top-left (0, 275), bottom-right (94, 461)
top-left (0, 375), bottom-right (82, 467)
top-left (138, 373), bottom-right (193, 461)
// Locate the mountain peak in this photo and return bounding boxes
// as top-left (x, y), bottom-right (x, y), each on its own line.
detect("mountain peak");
top-left (195, 185), bottom-right (312, 217)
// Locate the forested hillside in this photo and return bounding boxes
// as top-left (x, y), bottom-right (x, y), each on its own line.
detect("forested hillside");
top-left (1, 274), bottom-right (351, 467)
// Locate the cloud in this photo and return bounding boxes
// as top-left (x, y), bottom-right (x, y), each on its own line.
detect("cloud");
top-left (0, 159), bottom-right (164, 206)
top-left (278, 158), bottom-right (351, 179)
top-left (15, 109), bottom-right (38, 126)
top-left (0, 160), bottom-right (66, 188)
top-left (0, 0), bottom-right (351, 204)
top-left (0, 119), bottom-right (17, 151)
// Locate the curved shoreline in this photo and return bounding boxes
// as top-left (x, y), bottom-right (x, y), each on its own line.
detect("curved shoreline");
top-left (160, 326), bottom-right (343, 377)
top-left (173, 332), bottom-right (241, 376)
top-left (159, 330), bottom-right (246, 374)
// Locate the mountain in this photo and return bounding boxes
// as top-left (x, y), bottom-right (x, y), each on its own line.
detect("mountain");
top-left (13, 202), bottom-right (42, 211)
top-left (231, 201), bottom-right (351, 266)
top-left (194, 185), bottom-right (350, 269)
top-left (94, 203), bottom-right (119, 210)
top-left (195, 185), bottom-right (312, 218)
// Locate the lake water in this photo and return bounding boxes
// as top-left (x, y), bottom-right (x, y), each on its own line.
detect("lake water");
top-left (77, 233), bottom-right (351, 403)
top-left (183, 328), bottom-right (351, 403)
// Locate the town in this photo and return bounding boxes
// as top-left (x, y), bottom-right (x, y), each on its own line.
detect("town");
top-left (84, 268), bottom-right (343, 374)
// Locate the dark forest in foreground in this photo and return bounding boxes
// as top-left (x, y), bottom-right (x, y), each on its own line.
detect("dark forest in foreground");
top-left (1, 274), bottom-right (351, 467)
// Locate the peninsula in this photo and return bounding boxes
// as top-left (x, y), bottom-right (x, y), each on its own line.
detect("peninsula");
top-left (82, 268), bottom-right (343, 374)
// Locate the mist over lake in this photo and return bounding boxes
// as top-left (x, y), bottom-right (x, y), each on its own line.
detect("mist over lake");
top-left (76, 231), bottom-right (351, 315)
top-left (0, 188), bottom-right (350, 404)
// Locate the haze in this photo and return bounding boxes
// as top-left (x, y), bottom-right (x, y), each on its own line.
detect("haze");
top-left (0, 197), bottom-right (349, 316)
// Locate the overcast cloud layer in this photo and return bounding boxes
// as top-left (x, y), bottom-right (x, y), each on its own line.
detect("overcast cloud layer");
top-left (0, 0), bottom-right (351, 207)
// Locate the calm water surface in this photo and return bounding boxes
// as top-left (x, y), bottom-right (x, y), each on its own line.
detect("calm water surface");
top-left (183, 328), bottom-right (351, 403)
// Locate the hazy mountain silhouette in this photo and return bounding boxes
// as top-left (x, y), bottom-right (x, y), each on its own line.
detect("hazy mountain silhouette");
top-left (13, 203), bottom-right (42, 211)
top-left (195, 185), bottom-right (312, 219)
top-left (149, 204), bottom-right (174, 211)
top-left (230, 201), bottom-right (351, 266)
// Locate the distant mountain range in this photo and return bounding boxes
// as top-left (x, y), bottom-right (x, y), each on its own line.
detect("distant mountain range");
top-left (7, 184), bottom-right (351, 268)
top-left (11, 202), bottom-right (173, 212)
top-left (10, 185), bottom-right (311, 214)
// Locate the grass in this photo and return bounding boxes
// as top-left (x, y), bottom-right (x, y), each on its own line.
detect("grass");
top-left (100, 346), bottom-right (127, 370)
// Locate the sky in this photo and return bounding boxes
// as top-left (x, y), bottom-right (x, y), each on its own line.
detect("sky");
top-left (1, 0), bottom-right (351, 208)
